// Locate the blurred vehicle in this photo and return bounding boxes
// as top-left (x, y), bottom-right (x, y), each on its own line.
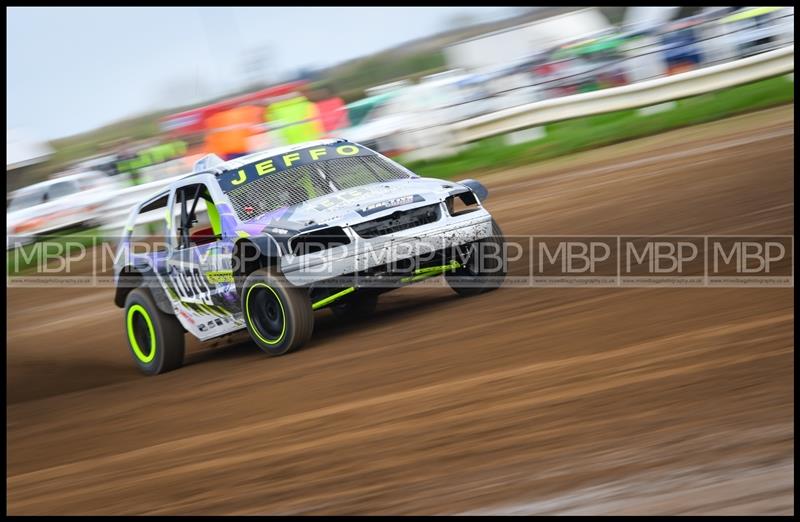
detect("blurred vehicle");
top-left (661, 24), bottom-right (704, 75)
top-left (339, 71), bottom-right (475, 157)
top-left (720, 7), bottom-right (794, 58)
top-left (338, 97), bottom-right (409, 155)
top-left (454, 73), bottom-right (497, 116)
top-left (540, 34), bottom-right (631, 96)
top-left (462, 59), bottom-right (545, 115)
top-left (535, 55), bottom-right (618, 97)
top-left (618, 28), bottom-right (667, 83)
top-left (345, 91), bottom-right (400, 128)
top-left (113, 139), bottom-right (506, 375)
top-left (7, 170), bottom-right (123, 249)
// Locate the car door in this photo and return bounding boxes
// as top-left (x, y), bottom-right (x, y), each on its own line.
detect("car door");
top-left (7, 186), bottom-right (48, 246)
top-left (33, 180), bottom-right (83, 233)
top-left (163, 180), bottom-right (243, 339)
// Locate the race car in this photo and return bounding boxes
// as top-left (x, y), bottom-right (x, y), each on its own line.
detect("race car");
top-left (114, 139), bottom-right (507, 375)
top-left (7, 169), bottom-right (123, 250)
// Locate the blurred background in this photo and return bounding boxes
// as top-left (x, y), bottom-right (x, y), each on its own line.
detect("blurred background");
top-left (6, 7), bottom-right (796, 516)
top-left (6, 6), bottom-right (795, 247)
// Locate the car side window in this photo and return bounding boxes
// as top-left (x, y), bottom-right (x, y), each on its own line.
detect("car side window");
top-left (172, 183), bottom-right (222, 250)
top-left (130, 192), bottom-right (170, 252)
top-left (47, 180), bottom-right (80, 200)
top-left (9, 187), bottom-right (47, 211)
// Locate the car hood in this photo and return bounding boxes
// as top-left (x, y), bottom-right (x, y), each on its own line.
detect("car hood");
top-left (242, 177), bottom-right (470, 235)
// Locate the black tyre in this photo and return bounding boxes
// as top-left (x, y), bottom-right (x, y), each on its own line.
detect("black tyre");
top-left (446, 219), bottom-right (508, 297)
top-left (242, 268), bottom-right (314, 356)
top-left (330, 290), bottom-right (379, 322)
top-left (124, 287), bottom-right (185, 375)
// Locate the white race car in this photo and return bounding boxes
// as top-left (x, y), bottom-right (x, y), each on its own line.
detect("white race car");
top-left (114, 139), bottom-right (508, 375)
top-left (7, 170), bottom-right (123, 249)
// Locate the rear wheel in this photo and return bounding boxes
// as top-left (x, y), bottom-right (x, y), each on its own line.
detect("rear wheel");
top-left (446, 219), bottom-right (507, 297)
top-left (124, 288), bottom-right (185, 375)
top-left (242, 268), bottom-right (314, 356)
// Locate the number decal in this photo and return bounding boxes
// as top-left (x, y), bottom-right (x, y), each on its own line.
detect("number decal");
top-left (168, 266), bottom-right (213, 306)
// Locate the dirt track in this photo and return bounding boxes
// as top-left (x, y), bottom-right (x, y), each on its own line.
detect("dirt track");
top-left (6, 107), bottom-right (794, 515)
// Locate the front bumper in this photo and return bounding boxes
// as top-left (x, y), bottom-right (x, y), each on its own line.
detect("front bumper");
top-left (280, 207), bottom-right (493, 287)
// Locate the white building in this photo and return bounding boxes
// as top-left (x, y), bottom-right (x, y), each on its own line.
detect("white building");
top-left (444, 8), bottom-right (613, 72)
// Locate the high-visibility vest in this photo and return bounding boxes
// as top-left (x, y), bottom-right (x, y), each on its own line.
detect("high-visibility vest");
top-left (265, 96), bottom-right (324, 145)
top-left (205, 106), bottom-right (263, 157)
top-left (316, 97), bottom-right (349, 133)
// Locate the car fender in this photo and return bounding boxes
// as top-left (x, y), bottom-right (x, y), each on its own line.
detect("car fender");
top-left (114, 264), bottom-right (175, 315)
top-left (232, 234), bottom-right (283, 294)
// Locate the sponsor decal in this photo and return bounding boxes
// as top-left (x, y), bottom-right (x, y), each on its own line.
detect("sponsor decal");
top-left (168, 265), bottom-right (214, 305)
top-left (357, 195), bottom-right (425, 216)
top-left (311, 185), bottom-right (396, 212)
top-left (206, 270), bottom-right (235, 284)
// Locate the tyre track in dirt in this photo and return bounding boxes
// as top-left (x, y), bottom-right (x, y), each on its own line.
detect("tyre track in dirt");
top-left (6, 106), bottom-right (794, 514)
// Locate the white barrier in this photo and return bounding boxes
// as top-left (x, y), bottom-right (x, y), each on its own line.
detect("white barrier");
top-left (97, 174), bottom-right (184, 237)
top-left (451, 45), bottom-right (795, 145)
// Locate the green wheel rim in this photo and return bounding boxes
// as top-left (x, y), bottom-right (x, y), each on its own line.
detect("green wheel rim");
top-left (245, 283), bottom-right (287, 345)
top-left (127, 304), bottom-right (156, 363)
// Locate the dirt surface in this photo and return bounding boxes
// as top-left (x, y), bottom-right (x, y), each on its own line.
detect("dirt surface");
top-left (6, 106), bottom-right (794, 515)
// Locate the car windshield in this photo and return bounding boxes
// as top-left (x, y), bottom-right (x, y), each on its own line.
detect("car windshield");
top-left (223, 153), bottom-right (415, 221)
top-left (9, 187), bottom-right (47, 211)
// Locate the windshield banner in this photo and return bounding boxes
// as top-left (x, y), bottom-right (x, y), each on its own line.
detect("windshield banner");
top-left (219, 143), bottom-right (375, 192)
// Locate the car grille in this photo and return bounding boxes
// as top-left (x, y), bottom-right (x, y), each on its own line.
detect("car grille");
top-left (352, 204), bottom-right (440, 239)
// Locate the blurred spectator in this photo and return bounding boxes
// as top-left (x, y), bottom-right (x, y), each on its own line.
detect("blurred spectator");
top-left (315, 92), bottom-right (350, 134)
top-left (265, 94), bottom-right (325, 146)
top-left (204, 105), bottom-right (264, 161)
top-left (116, 138), bottom-right (143, 186)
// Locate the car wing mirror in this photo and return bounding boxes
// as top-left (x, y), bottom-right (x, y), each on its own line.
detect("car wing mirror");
top-left (458, 179), bottom-right (488, 202)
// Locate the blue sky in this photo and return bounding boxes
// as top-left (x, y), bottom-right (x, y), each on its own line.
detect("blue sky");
top-left (6, 7), bottom-right (522, 140)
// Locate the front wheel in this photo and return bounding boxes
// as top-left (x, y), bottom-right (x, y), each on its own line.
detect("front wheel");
top-left (446, 219), bottom-right (508, 297)
top-left (124, 288), bottom-right (185, 375)
top-left (242, 268), bottom-right (314, 356)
